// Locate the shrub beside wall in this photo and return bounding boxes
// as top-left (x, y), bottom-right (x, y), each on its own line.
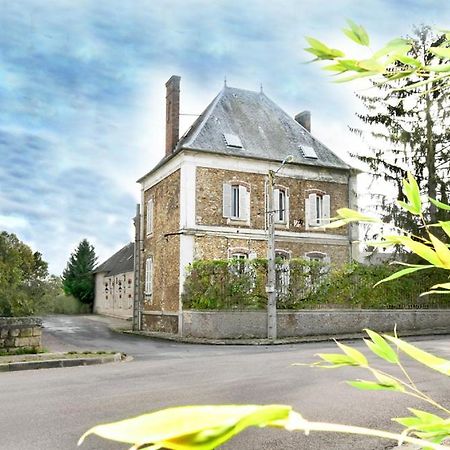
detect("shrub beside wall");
top-left (182, 259), bottom-right (448, 310)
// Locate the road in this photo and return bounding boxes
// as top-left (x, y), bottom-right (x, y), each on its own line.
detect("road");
top-left (0, 314), bottom-right (449, 450)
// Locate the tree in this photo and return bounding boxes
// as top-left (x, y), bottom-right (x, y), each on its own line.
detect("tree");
top-left (0, 231), bottom-right (49, 316)
top-left (305, 23), bottom-right (450, 233)
top-left (349, 26), bottom-right (449, 234)
top-left (62, 239), bottom-right (97, 310)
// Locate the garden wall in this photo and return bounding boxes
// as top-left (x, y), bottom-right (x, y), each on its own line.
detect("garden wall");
top-left (181, 309), bottom-right (450, 339)
top-left (0, 317), bottom-right (42, 352)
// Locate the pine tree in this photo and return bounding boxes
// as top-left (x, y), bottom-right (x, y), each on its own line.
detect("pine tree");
top-left (350, 26), bottom-right (450, 236)
top-left (62, 239), bottom-right (97, 309)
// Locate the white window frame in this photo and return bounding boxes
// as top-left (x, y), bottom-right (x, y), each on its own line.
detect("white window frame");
top-left (144, 256), bottom-right (153, 297)
top-left (223, 182), bottom-right (250, 222)
top-left (146, 198), bottom-right (154, 236)
top-left (275, 249), bottom-right (291, 296)
top-left (305, 191), bottom-right (330, 228)
top-left (274, 186), bottom-right (289, 225)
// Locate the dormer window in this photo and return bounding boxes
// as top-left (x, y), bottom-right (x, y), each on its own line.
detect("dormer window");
top-left (223, 133), bottom-right (243, 149)
top-left (299, 144), bottom-right (318, 159)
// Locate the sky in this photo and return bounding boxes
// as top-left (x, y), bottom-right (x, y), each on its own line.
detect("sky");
top-left (0, 0), bottom-right (448, 274)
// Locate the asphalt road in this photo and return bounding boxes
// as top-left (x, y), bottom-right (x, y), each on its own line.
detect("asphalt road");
top-left (1, 314), bottom-right (449, 450)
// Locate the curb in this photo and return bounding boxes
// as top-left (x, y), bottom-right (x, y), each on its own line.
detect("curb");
top-left (0, 352), bottom-right (125, 372)
top-left (114, 328), bottom-right (450, 345)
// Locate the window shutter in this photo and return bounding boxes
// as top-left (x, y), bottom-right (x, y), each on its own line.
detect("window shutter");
top-left (223, 183), bottom-right (231, 218)
top-left (273, 188), bottom-right (280, 223)
top-left (146, 199), bottom-right (153, 234)
top-left (145, 257), bottom-right (153, 294)
top-left (308, 193), bottom-right (317, 226)
top-left (239, 185), bottom-right (249, 220)
top-left (322, 194), bottom-right (331, 225)
top-left (285, 189), bottom-right (290, 224)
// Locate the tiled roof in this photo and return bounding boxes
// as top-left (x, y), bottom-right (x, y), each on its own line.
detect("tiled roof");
top-left (176, 86), bottom-right (350, 170)
top-left (95, 242), bottom-right (134, 276)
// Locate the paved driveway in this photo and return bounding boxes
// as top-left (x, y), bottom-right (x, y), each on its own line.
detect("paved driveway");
top-left (1, 314), bottom-right (449, 450)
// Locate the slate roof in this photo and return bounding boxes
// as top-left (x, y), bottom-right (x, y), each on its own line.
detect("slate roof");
top-left (177, 86), bottom-right (350, 170)
top-left (137, 85), bottom-right (351, 183)
top-left (94, 243), bottom-right (134, 277)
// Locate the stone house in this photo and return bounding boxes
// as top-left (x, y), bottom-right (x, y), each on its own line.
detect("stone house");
top-left (136, 76), bottom-right (358, 334)
top-left (94, 242), bottom-right (134, 319)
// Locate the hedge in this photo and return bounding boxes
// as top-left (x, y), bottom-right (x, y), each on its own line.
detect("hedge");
top-left (182, 259), bottom-right (449, 310)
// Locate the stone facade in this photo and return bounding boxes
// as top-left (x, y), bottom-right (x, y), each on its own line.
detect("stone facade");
top-left (141, 169), bottom-right (181, 331)
top-left (0, 317), bottom-right (42, 352)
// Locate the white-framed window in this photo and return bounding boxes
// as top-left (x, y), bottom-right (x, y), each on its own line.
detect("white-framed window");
top-left (223, 182), bottom-right (250, 221)
top-left (274, 187), bottom-right (289, 224)
top-left (305, 192), bottom-right (330, 227)
top-left (275, 250), bottom-right (291, 296)
top-left (145, 256), bottom-right (153, 296)
top-left (146, 198), bottom-right (153, 235)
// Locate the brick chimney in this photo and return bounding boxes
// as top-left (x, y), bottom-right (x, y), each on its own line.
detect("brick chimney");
top-left (165, 75), bottom-right (181, 155)
top-left (295, 110), bottom-right (311, 132)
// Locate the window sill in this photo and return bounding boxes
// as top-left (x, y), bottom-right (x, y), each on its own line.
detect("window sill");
top-left (227, 218), bottom-right (250, 226)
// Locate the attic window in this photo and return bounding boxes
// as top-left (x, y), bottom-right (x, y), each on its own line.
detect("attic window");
top-left (299, 145), bottom-right (318, 159)
top-left (223, 133), bottom-right (243, 149)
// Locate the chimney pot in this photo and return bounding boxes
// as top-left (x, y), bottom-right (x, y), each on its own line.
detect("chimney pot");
top-left (295, 110), bottom-right (311, 132)
top-left (165, 75), bottom-right (181, 155)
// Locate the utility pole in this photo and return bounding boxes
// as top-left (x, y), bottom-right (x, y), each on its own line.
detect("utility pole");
top-left (266, 169), bottom-right (277, 339)
top-left (266, 155), bottom-right (293, 340)
top-left (132, 203), bottom-right (141, 331)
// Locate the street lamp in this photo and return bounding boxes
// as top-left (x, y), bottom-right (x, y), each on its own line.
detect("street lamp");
top-left (266, 155), bottom-right (293, 340)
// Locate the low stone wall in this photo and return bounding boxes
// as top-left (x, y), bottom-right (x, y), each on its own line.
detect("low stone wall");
top-left (182, 309), bottom-right (450, 339)
top-left (0, 317), bottom-right (42, 352)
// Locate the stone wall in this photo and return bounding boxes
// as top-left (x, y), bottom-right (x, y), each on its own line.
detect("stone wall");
top-left (142, 169), bottom-right (181, 313)
top-left (0, 317), bottom-right (42, 352)
top-left (194, 235), bottom-right (349, 266)
top-left (182, 310), bottom-right (450, 339)
top-left (195, 166), bottom-right (349, 236)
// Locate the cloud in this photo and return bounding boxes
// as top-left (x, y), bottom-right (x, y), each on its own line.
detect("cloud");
top-left (0, 0), bottom-right (448, 273)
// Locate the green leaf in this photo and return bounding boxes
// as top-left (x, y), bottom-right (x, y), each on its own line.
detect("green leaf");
top-left (429, 47), bottom-right (450, 59)
top-left (358, 58), bottom-right (385, 72)
top-left (383, 335), bottom-right (450, 376)
top-left (439, 221), bottom-right (450, 239)
top-left (78, 405), bottom-right (297, 449)
top-left (395, 55), bottom-right (422, 68)
top-left (430, 198), bottom-right (450, 211)
top-left (428, 233), bottom-right (450, 269)
top-left (427, 64), bottom-right (450, 73)
top-left (398, 200), bottom-right (420, 215)
top-left (372, 371), bottom-right (405, 391)
top-left (429, 282), bottom-right (450, 291)
top-left (364, 329), bottom-right (398, 363)
top-left (305, 37), bottom-right (345, 60)
top-left (373, 38), bottom-right (412, 59)
top-left (336, 208), bottom-right (381, 223)
top-left (321, 219), bottom-right (350, 229)
top-left (347, 380), bottom-right (403, 391)
top-left (392, 235), bottom-right (443, 267)
top-left (335, 341), bottom-right (368, 366)
top-left (401, 173), bottom-right (422, 214)
top-left (373, 265), bottom-right (433, 287)
top-left (334, 71), bottom-right (379, 82)
top-left (316, 353), bottom-right (360, 367)
top-left (344, 19), bottom-right (370, 46)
